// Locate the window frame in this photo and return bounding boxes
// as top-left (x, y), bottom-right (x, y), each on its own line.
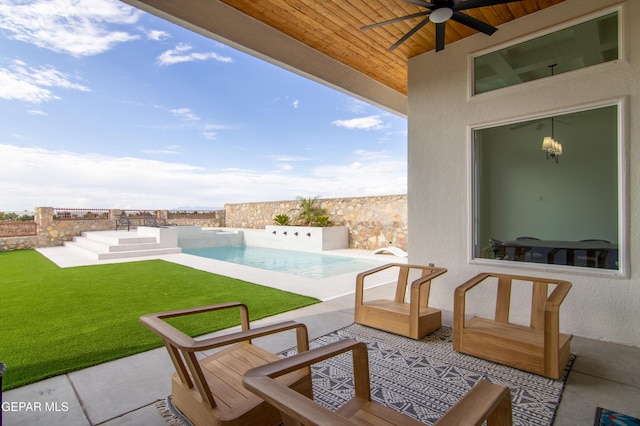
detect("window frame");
top-left (468, 97), bottom-right (629, 278)
top-left (468, 5), bottom-right (624, 100)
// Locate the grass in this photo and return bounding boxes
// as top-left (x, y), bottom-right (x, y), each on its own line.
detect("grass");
top-left (0, 250), bottom-right (319, 391)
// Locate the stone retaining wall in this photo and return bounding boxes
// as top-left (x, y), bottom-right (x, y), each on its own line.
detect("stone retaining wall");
top-left (0, 236), bottom-right (48, 252)
top-left (225, 194), bottom-right (407, 250)
top-left (0, 195), bottom-right (407, 252)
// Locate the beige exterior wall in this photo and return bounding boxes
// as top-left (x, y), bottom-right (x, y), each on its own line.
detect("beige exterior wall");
top-left (225, 194), bottom-right (407, 250)
top-left (408, 0), bottom-right (639, 346)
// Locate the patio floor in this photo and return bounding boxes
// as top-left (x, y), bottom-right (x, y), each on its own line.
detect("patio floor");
top-left (4, 247), bottom-right (640, 425)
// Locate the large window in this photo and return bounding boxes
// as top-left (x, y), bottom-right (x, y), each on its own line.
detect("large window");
top-left (472, 102), bottom-right (625, 274)
top-left (473, 10), bottom-right (619, 95)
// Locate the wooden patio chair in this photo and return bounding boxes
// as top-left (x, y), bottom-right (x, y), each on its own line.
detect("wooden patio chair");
top-left (354, 263), bottom-right (448, 339)
top-left (453, 273), bottom-right (572, 379)
top-left (243, 338), bottom-right (513, 426)
top-left (140, 302), bottom-right (312, 426)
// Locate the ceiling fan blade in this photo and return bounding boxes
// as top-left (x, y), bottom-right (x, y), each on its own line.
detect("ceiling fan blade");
top-left (388, 16), bottom-right (431, 51)
top-left (451, 11), bottom-right (497, 35)
top-left (435, 22), bottom-right (445, 52)
top-left (361, 11), bottom-right (430, 31)
top-left (455, 0), bottom-right (522, 11)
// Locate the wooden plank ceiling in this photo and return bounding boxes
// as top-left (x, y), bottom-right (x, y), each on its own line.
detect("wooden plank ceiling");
top-left (217, 0), bottom-right (565, 95)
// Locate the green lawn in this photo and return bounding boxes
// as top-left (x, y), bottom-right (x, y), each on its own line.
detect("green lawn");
top-left (0, 250), bottom-right (319, 390)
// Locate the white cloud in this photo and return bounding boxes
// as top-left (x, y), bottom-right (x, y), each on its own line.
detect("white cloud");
top-left (146, 29), bottom-right (169, 41)
top-left (341, 98), bottom-right (368, 114)
top-left (268, 155), bottom-right (311, 162)
top-left (0, 59), bottom-right (90, 104)
top-left (156, 43), bottom-right (233, 66)
top-left (352, 149), bottom-right (390, 160)
top-left (170, 108), bottom-right (199, 121)
top-left (0, 0), bottom-right (141, 56)
top-left (292, 99), bottom-right (300, 109)
top-left (0, 144), bottom-right (406, 211)
top-left (142, 145), bottom-right (182, 155)
top-left (201, 131), bottom-right (217, 140)
top-left (331, 115), bottom-right (388, 130)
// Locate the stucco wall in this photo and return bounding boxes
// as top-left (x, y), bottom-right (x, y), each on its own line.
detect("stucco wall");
top-left (408, 0), bottom-right (639, 347)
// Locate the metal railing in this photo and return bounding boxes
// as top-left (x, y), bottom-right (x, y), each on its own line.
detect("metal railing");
top-left (168, 210), bottom-right (219, 219)
top-left (53, 208), bottom-right (110, 220)
top-left (0, 222), bottom-right (37, 237)
top-left (121, 210), bottom-right (157, 218)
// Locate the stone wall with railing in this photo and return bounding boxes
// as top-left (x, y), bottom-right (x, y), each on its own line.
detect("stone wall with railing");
top-left (0, 208), bottom-right (225, 252)
top-left (0, 195), bottom-right (406, 252)
top-left (225, 194), bottom-right (407, 250)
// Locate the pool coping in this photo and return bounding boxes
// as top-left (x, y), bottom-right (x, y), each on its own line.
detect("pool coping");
top-left (37, 245), bottom-right (406, 301)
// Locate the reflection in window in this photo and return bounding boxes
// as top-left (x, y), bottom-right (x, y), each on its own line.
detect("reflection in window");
top-left (473, 11), bottom-right (618, 95)
top-left (473, 105), bottom-right (619, 271)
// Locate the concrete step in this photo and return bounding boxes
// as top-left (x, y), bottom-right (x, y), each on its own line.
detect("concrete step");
top-left (97, 247), bottom-right (182, 259)
top-left (82, 231), bottom-right (157, 246)
top-left (65, 230), bottom-right (181, 260)
top-left (67, 238), bottom-right (172, 254)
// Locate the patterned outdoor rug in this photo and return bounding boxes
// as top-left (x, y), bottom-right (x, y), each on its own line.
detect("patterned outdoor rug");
top-left (157, 323), bottom-right (574, 426)
top-left (281, 324), bottom-right (574, 426)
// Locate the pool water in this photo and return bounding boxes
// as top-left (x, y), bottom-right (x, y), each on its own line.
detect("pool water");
top-left (183, 246), bottom-right (386, 279)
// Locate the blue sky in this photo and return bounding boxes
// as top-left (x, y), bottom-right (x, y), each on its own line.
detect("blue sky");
top-left (0, 0), bottom-right (407, 212)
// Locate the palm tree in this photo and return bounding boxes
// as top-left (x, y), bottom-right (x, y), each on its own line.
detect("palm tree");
top-left (293, 197), bottom-right (327, 226)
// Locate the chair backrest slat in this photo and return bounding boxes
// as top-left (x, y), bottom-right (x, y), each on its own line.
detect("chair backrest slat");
top-left (495, 276), bottom-right (512, 323)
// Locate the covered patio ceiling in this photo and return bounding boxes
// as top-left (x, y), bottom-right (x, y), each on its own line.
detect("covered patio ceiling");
top-left (122, 0), bottom-right (565, 114)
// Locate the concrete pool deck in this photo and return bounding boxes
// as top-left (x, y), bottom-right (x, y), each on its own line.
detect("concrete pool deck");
top-left (36, 241), bottom-right (403, 301)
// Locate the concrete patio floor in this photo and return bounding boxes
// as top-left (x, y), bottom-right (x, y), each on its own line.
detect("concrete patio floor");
top-left (3, 247), bottom-right (639, 425)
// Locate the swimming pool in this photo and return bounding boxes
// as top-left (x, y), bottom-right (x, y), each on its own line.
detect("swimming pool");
top-left (182, 246), bottom-right (386, 279)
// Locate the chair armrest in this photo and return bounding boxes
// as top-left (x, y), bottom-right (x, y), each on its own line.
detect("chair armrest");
top-left (246, 339), bottom-right (365, 379)
top-left (355, 263), bottom-right (399, 306)
top-left (183, 321), bottom-right (310, 353)
top-left (356, 263), bottom-right (444, 299)
top-left (545, 280), bottom-right (572, 311)
top-left (454, 272), bottom-right (493, 299)
top-left (409, 266), bottom-right (447, 310)
top-left (140, 302), bottom-right (249, 346)
top-left (243, 339), bottom-right (369, 425)
top-left (433, 380), bottom-right (512, 426)
top-left (355, 263), bottom-right (399, 287)
top-left (409, 266), bottom-right (447, 291)
top-left (141, 302), bottom-right (309, 353)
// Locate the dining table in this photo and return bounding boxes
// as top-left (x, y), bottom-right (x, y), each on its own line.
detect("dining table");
top-left (497, 238), bottom-right (618, 269)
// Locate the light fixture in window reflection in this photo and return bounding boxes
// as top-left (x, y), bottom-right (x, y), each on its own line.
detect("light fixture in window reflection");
top-left (542, 133), bottom-right (562, 163)
top-left (541, 64), bottom-right (562, 163)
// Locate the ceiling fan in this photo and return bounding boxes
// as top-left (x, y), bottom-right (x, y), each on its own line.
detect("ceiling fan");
top-left (361, 0), bottom-right (522, 52)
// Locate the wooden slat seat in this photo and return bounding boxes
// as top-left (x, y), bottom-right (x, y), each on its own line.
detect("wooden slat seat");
top-left (140, 302), bottom-right (312, 426)
top-left (453, 273), bottom-right (572, 379)
top-left (355, 263), bottom-right (447, 339)
top-left (243, 339), bottom-right (513, 426)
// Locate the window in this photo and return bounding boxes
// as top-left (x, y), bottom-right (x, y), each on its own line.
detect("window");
top-left (473, 11), bottom-right (618, 95)
top-left (472, 102), bottom-right (624, 273)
